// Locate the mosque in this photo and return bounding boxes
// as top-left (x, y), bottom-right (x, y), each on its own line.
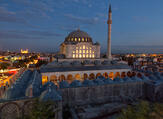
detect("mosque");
top-left (60, 29), bottom-right (100, 59)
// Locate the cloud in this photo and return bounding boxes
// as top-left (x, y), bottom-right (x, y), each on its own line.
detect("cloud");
top-left (64, 14), bottom-right (99, 25)
top-left (132, 16), bottom-right (148, 22)
top-left (0, 7), bottom-right (15, 15)
top-left (0, 30), bottom-right (63, 40)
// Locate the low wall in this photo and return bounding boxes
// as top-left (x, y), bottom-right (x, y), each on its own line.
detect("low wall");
top-left (60, 81), bottom-right (145, 106)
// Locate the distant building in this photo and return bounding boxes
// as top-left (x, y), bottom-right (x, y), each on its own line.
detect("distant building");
top-left (21, 49), bottom-right (28, 54)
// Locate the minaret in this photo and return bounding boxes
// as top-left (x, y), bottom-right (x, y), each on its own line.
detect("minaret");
top-left (107, 3), bottom-right (112, 60)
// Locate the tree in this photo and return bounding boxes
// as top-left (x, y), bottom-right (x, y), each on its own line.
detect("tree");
top-left (22, 99), bottom-right (57, 119)
top-left (0, 63), bottom-right (10, 70)
top-left (118, 101), bottom-right (163, 119)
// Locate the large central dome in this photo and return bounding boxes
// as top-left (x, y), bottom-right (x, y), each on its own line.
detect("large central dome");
top-left (64, 29), bottom-right (92, 43)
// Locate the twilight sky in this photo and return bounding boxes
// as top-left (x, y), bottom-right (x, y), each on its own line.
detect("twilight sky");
top-left (0, 0), bottom-right (163, 52)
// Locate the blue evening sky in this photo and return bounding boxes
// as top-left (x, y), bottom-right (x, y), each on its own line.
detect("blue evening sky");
top-left (0, 0), bottom-right (163, 52)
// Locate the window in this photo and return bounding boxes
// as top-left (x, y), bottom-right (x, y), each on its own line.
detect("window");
top-left (86, 54), bottom-right (89, 58)
top-left (83, 54), bottom-right (85, 58)
top-left (90, 54), bottom-right (92, 58)
top-left (79, 50), bottom-right (82, 53)
top-left (76, 50), bottom-right (78, 53)
top-left (82, 38), bottom-right (84, 41)
top-left (83, 50), bottom-right (85, 53)
top-left (76, 54), bottom-right (78, 58)
top-left (86, 50), bottom-right (89, 53)
top-left (83, 45), bottom-right (85, 49)
top-left (79, 54), bottom-right (82, 58)
top-left (79, 38), bottom-right (81, 41)
top-left (75, 38), bottom-right (77, 41)
top-left (73, 54), bottom-right (75, 58)
top-left (71, 38), bottom-right (73, 41)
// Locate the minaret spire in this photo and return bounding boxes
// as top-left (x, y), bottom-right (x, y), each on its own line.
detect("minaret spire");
top-left (107, 1), bottom-right (112, 60)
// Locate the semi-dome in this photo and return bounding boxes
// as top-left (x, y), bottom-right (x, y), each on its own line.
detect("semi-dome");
top-left (64, 29), bottom-right (93, 43)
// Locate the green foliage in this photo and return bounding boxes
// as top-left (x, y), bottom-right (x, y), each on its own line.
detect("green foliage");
top-left (22, 99), bottom-right (57, 119)
top-left (118, 101), bottom-right (163, 119)
top-left (0, 62), bottom-right (10, 70)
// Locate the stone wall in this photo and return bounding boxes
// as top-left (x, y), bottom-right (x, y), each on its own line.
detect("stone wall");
top-left (145, 82), bottom-right (163, 102)
top-left (60, 81), bottom-right (145, 106)
top-left (0, 98), bottom-right (62, 119)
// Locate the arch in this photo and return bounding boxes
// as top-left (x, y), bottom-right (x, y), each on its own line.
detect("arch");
top-left (103, 72), bottom-right (108, 78)
top-left (131, 72), bottom-right (136, 77)
top-left (114, 72), bottom-right (120, 78)
top-left (59, 75), bottom-right (66, 81)
top-left (96, 73), bottom-right (102, 78)
top-left (50, 75), bottom-right (57, 82)
top-left (75, 74), bottom-right (81, 80)
top-left (83, 73), bottom-right (88, 80)
top-left (137, 73), bottom-right (142, 78)
top-left (42, 75), bottom-right (48, 85)
top-left (0, 102), bottom-right (20, 119)
top-left (109, 72), bottom-right (114, 80)
top-left (127, 71), bottom-right (132, 77)
top-left (89, 73), bottom-right (95, 80)
top-left (67, 74), bottom-right (73, 83)
top-left (22, 101), bottom-right (34, 116)
top-left (121, 72), bottom-right (126, 78)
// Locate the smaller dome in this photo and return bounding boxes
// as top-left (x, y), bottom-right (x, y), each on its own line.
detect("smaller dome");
top-left (82, 79), bottom-right (95, 86)
top-left (93, 79), bottom-right (104, 85)
top-left (94, 42), bottom-right (100, 45)
top-left (141, 75), bottom-right (150, 81)
top-left (59, 80), bottom-right (69, 88)
top-left (114, 77), bottom-right (123, 83)
top-left (40, 87), bottom-right (62, 102)
top-left (42, 82), bottom-right (57, 92)
top-left (94, 60), bottom-right (101, 66)
top-left (71, 61), bottom-right (82, 66)
top-left (70, 80), bottom-right (82, 87)
top-left (131, 76), bottom-right (142, 81)
top-left (103, 78), bottom-right (113, 84)
top-left (102, 60), bottom-right (111, 65)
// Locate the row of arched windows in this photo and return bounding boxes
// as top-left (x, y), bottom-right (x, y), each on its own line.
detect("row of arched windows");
top-left (68, 37), bottom-right (91, 42)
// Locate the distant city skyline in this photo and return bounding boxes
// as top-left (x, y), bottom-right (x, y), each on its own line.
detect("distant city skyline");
top-left (0, 0), bottom-right (163, 52)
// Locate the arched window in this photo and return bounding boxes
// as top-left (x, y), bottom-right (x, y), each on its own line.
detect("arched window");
top-left (73, 54), bottom-right (75, 58)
